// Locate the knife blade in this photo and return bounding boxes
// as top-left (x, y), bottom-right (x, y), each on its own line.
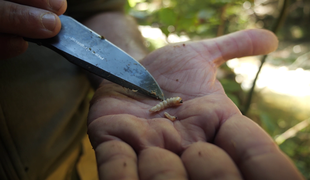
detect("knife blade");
top-left (25, 15), bottom-right (164, 100)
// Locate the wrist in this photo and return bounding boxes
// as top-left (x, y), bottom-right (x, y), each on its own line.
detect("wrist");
top-left (83, 11), bottom-right (148, 61)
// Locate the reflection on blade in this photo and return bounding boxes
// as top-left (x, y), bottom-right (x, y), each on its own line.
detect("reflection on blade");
top-left (39, 15), bottom-right (164, 100)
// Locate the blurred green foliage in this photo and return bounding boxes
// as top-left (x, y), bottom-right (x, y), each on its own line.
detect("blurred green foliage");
top-left (127, 0), bottom-right (310, 178)
top-left (127, 0), bottom-right (248, 38)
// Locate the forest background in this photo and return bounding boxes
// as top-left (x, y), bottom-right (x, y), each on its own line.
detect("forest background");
top-left (125, 0), bottom-right (310, 178)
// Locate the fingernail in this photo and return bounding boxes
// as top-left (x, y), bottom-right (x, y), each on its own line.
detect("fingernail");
top-left (49, 0), bottom-right (65, 11)
top-left (41, 13), bottom-right (57, 31)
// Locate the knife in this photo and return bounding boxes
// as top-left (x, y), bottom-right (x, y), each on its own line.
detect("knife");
top-left (25, 15), bottom-right (165, 100)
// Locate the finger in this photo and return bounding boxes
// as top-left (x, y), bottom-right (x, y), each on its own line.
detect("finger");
top-left (8, 0), bottom-right (67, 15)
top-left (139, 147), bottom-right (187, 180)
top-left (214, 114), bottom-right (304, 180)
top-left (201, 29), bottom-right (278, 66)
top-left (0, 34), bottom-right (28, 60)
top-left (181, 141), bottom-right (242, 180)
top-left (0, 1), bottom-right (61, 38)
top-left (95, 140), bottom-right (138, 180)
top-left (87, 114), bottom-right (182, 153)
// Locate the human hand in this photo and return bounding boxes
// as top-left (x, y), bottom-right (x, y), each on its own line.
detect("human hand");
top-left (0, 0), bottom-right (67, 59)
top-left (88, 29), bottom-right (304, 179)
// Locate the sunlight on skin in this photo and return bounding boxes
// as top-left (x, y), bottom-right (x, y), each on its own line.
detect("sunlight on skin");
top-left (88, 29), bottom-right (270, 150)
top-left (87, 29), bottom-right (304, 179)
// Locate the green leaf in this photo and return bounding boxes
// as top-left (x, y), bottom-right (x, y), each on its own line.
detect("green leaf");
top-left (260, 113), bottom-right (277, 135)
top-left (220, 79), bottom-right (241, 92)
top-left (227, 93), bottom-right (240, 107)
top-left (177, 15), bottom-right (196, 32)
top-left (160, 26), bottom-right (170, 37)
top-left (159, 8), bottom-right (177, 25)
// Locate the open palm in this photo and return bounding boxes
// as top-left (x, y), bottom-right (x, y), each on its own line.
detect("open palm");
top-left (87, 29), bottom-right (303, 180)
top-left (88, 29), bottom-right (273, 151)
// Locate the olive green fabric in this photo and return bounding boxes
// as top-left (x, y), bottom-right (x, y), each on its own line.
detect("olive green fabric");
top-left (0, 43), bottom-right (91, 180)
top-left (0, 0), bottom-right (126, 179)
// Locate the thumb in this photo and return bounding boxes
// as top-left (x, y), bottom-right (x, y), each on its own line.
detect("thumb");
top-left (203, 29), bottom-right (278, 66)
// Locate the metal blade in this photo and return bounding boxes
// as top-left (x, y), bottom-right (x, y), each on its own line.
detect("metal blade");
top-left (35, 15), bottom-right (164, 100)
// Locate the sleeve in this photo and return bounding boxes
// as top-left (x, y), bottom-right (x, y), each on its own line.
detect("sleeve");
top-left (66, 0), bottom-right (127, 21)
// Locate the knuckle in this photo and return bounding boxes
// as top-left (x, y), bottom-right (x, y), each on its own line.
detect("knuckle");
top-left (7, 4), bottom-right (22, 27)
top-left (0, 2), bottom-right (48, 36)
top-left (0, 1), bottom-right (43, 31)
top-left (0, 2), bottom-right (26, 31)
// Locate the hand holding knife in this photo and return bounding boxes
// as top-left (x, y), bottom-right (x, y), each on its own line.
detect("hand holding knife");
top-left (25, 15), bottom-right (165, 100)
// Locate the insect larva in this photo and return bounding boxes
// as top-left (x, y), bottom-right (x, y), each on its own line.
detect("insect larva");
top-left (149, 97), bottom-right (183, 112)
top-left (164, 112), bottom-right (177, 121)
